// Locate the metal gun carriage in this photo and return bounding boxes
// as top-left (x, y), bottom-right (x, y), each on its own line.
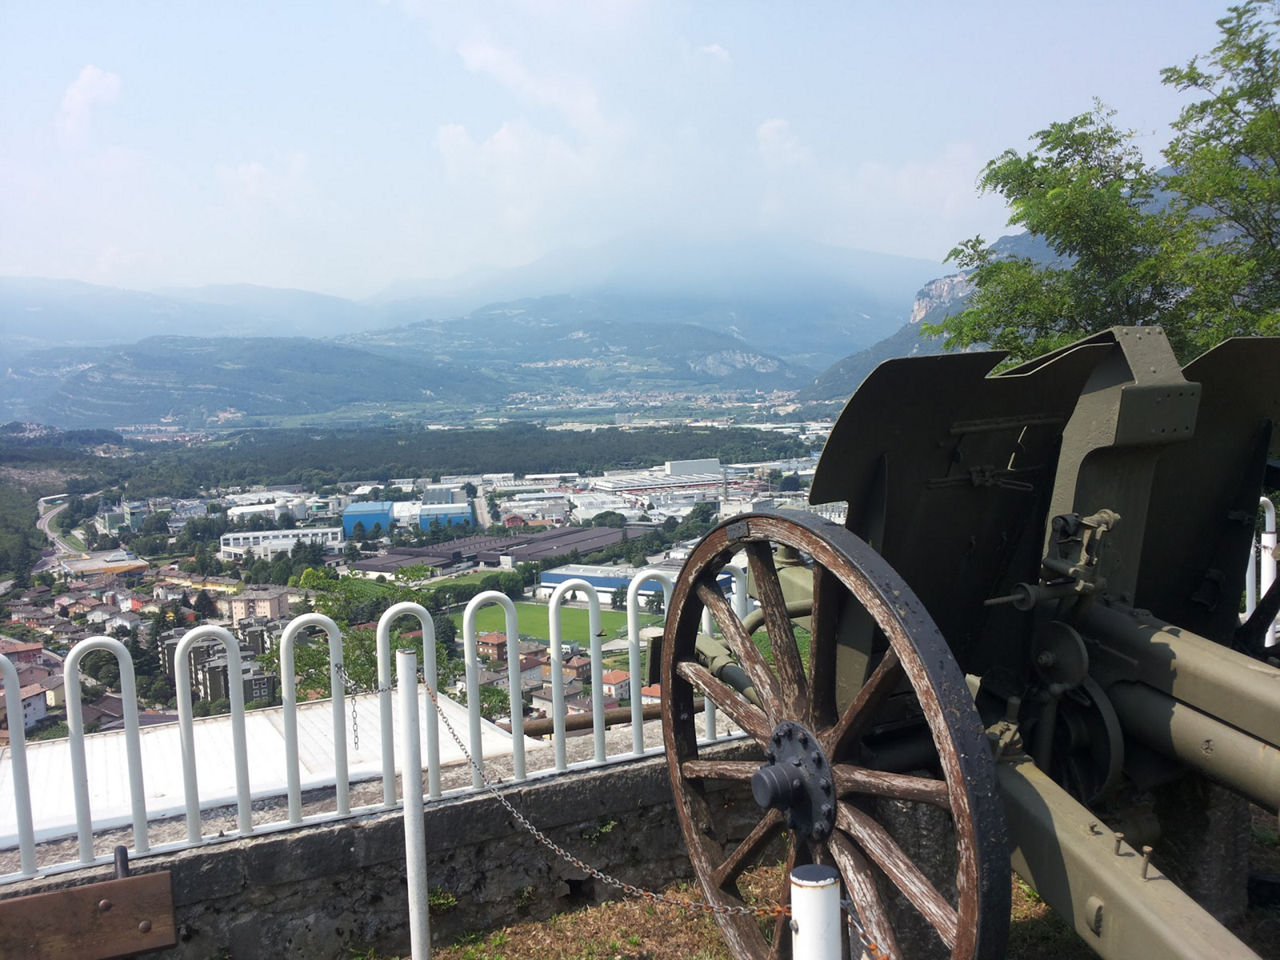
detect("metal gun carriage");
top-left (652, 326), bottom-right (1280, 958)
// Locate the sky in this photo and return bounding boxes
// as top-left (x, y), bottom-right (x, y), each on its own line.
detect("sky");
top-left (0, 1), bottom-right (1235, 301)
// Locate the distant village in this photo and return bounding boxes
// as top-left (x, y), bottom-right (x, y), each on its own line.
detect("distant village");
top-left (1, 437), bottom-right (843, 745)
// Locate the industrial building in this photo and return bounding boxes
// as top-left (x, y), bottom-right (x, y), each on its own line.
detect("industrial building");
top-left (218, 527), bottom-right (344, 561)
top-left (537, 561), bottom-right (732, 604)
top-left (536, 564), bottom-right (667, 602)
top-left (341, 501), bottom-right (474, 537)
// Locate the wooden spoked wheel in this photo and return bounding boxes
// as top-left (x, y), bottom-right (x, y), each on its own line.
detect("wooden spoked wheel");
top-left (661, 512), bottom-right (1009, 960)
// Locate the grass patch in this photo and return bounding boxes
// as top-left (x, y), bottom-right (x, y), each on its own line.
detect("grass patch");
top-left (452, 601), bottom-right (661, 643)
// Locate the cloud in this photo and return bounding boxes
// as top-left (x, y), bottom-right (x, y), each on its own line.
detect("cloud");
top-left (457, 38), bottom-right (606, 135)
top-left (214, 153), bottom-right (311, 212)
top-left (56, 65), bottom-right (121, 147)
top-left (696, 42), bottom-right (731, 64)
top-left (756, 118), bottom-right (810, 170)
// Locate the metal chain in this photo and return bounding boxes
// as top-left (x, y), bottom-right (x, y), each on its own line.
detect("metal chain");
top-left (840, 898), bottom-right (891, 960)
top-left (336, 663), bottom-right (359, 750)
top-left (414, 670), bottom-right (901, 959)
top-left (416, 674), bottom-right (785, 919)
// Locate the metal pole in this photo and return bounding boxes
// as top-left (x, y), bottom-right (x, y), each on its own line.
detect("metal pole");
top-left (0, 654), bottom-right (36, 875)
top-left (625, 569), bottom-right (674, 756)
top-left (1262, 497), bottom-right (1277, 647)
top-left (396, 649), bottom-right (430, 960)
top-left (701, 607), bottom-right (717, 740)
top-left (790, 864), bottom-right (841, 960)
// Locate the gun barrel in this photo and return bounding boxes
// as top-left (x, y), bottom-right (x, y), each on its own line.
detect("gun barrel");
top-left (1107, 681), bottom-right (1280, 813)
top-left (1077, 602), bottom-right (1280, 750)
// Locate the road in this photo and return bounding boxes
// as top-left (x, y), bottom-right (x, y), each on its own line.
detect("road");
top-left (35, 498), bottom-right (78, 562)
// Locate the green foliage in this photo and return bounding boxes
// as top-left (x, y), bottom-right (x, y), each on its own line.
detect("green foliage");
top-left (457, 684), bottom-right (515, 721)
top-left (930, 2), bottom-right (1280, 364)
top-left (257, 576), bottom-right (464, 697)
top-left (427, 886), bottom-right (459, 912)
top-left (0, 480), bottom-right (44, 582)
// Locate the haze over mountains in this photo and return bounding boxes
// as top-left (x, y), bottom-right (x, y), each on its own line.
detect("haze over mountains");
top-left (0, 237), bottom-right (963, 428)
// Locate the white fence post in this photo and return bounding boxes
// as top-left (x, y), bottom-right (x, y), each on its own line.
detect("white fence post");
top-left (64, 636), bottom-right (148, 863)
top-left (396, 649), bottom-right (430, 960)
top-left (547, 579), bottom-right (601, 769)
top-left (173, 625), bottom-right (252, 842)
top-left (625, 569), bottom-right (673, 756)
top-left (278, 613), bottom-right (347, 823)
top-left (790, 864), bottom-right (842, 960)
top-left (0, 654), bottom-right (36, 876)
top-left (462, 592), bottom-right (525, 784)
top-left (1262, 497), bottom-right (1277, 647)
top-left (378, 603), bottom-right (437, 806)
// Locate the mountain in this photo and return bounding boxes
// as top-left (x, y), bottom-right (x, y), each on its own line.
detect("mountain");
top-left (2, 237), bottom-right (941, 363)
top-left (0, 236), bottom-right (952, 427)
top-left (0, 337), bottom-right (502, 428)
top-left (0, 278), bottom-right (381, 353)
top-left (367, 233), bottom-right (944, 359)
top-left (154, 284), bottom-right (373, 338)
top-left (799, 232), bottom-right (1061, 402)
top-left (0, 295), bottom-right (816, 427)
top-left (343, 294), bottom-right (821, 389)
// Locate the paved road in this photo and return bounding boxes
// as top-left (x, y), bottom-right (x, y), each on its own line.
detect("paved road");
top-left (35, 499), bottom-right (78, 558)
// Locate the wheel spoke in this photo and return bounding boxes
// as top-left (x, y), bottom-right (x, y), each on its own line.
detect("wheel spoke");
top-left (676, 660), bottom-right (771, 741)
top-left (744, 541), bottom-right (809, 718)
top-left (712, 807), bottom-right (784, 888)
top-left (807, 564), bottom-right (842, 730)
top-left (697, 579), bottom-right (784, 716)
top-left (836, 802), bottom-right (958, 949)
top-left (681, 759), bottom-right (759, 782)
top-left (823, 830), bottom-right (900, 960)
top-left (823, 650), bottom-right (902, 756)
top-left (832, 764), bottom-right (951, 807)
top-left (767, 842), bottom-right (802, 960)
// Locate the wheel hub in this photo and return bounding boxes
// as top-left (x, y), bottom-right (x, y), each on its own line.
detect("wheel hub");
top-left (751, 720), bottom-right (835, 841)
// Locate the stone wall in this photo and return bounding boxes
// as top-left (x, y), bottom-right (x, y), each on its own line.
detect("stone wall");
top-left (0, 755), bottom-right (701, 959)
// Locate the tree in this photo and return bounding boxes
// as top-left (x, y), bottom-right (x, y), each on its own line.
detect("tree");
top-left (592, 511), bottom-right (627, 528)
top-left (1162, 1), bottom-right (1280, 335)
top-left (193, 589), bottom-right (217, 620)
top-left (778, 473), bottom-right (802, 492)
top-left (432, 612), bottom-right (457, 647)
top-left (928, 2), bottom-right (1280, 364)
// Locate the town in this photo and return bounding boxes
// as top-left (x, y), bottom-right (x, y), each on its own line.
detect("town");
top-left (0, 446), bottom-right (842, 747)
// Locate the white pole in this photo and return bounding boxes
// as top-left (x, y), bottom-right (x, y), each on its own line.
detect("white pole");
top-left (378, 603), bottom-right (437, 806)
top-left (700, 606), bottom-right (718, 740)
top-left (0, 654), bottom-right (36, 875)
top-left (625, 569), bottom-right (673, 756)
top-left (396, 649), bottom-right (430, 960)
top-left (790, 864), bottom-right (842, 960)
top-left (1262, 497), bottom-right (1277, 647)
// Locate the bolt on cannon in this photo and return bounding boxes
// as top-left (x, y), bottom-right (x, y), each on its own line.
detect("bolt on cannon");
top-left (652, 326), bottom-right (1280, 959)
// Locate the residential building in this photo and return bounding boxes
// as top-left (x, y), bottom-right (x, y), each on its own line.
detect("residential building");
top-left (226, 588), bottom-right (290, 626)
top-left (599, 670), bottom-right (631, 701)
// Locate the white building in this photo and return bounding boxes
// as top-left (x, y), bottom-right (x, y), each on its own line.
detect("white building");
top-left (219, 526), bottom-right (344, 561)
top-left (226, 497), bottom-right (308, 525)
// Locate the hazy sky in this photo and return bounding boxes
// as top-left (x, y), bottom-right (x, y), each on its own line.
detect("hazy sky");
top-left (0, 1), bottom-right (1232, 300)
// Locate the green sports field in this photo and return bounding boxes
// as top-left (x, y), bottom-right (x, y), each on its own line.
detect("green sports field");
top-left (449, 601), bottom-right (662, 643)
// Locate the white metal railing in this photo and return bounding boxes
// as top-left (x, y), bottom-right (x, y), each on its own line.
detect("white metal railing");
top-left (1245, 496), bottom-right (1278, 647)
top-left (0, 566), bottom-right (742, 884)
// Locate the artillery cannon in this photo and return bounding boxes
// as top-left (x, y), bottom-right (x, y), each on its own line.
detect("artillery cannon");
top-left (654, 327), bottom-right (1280, 959)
